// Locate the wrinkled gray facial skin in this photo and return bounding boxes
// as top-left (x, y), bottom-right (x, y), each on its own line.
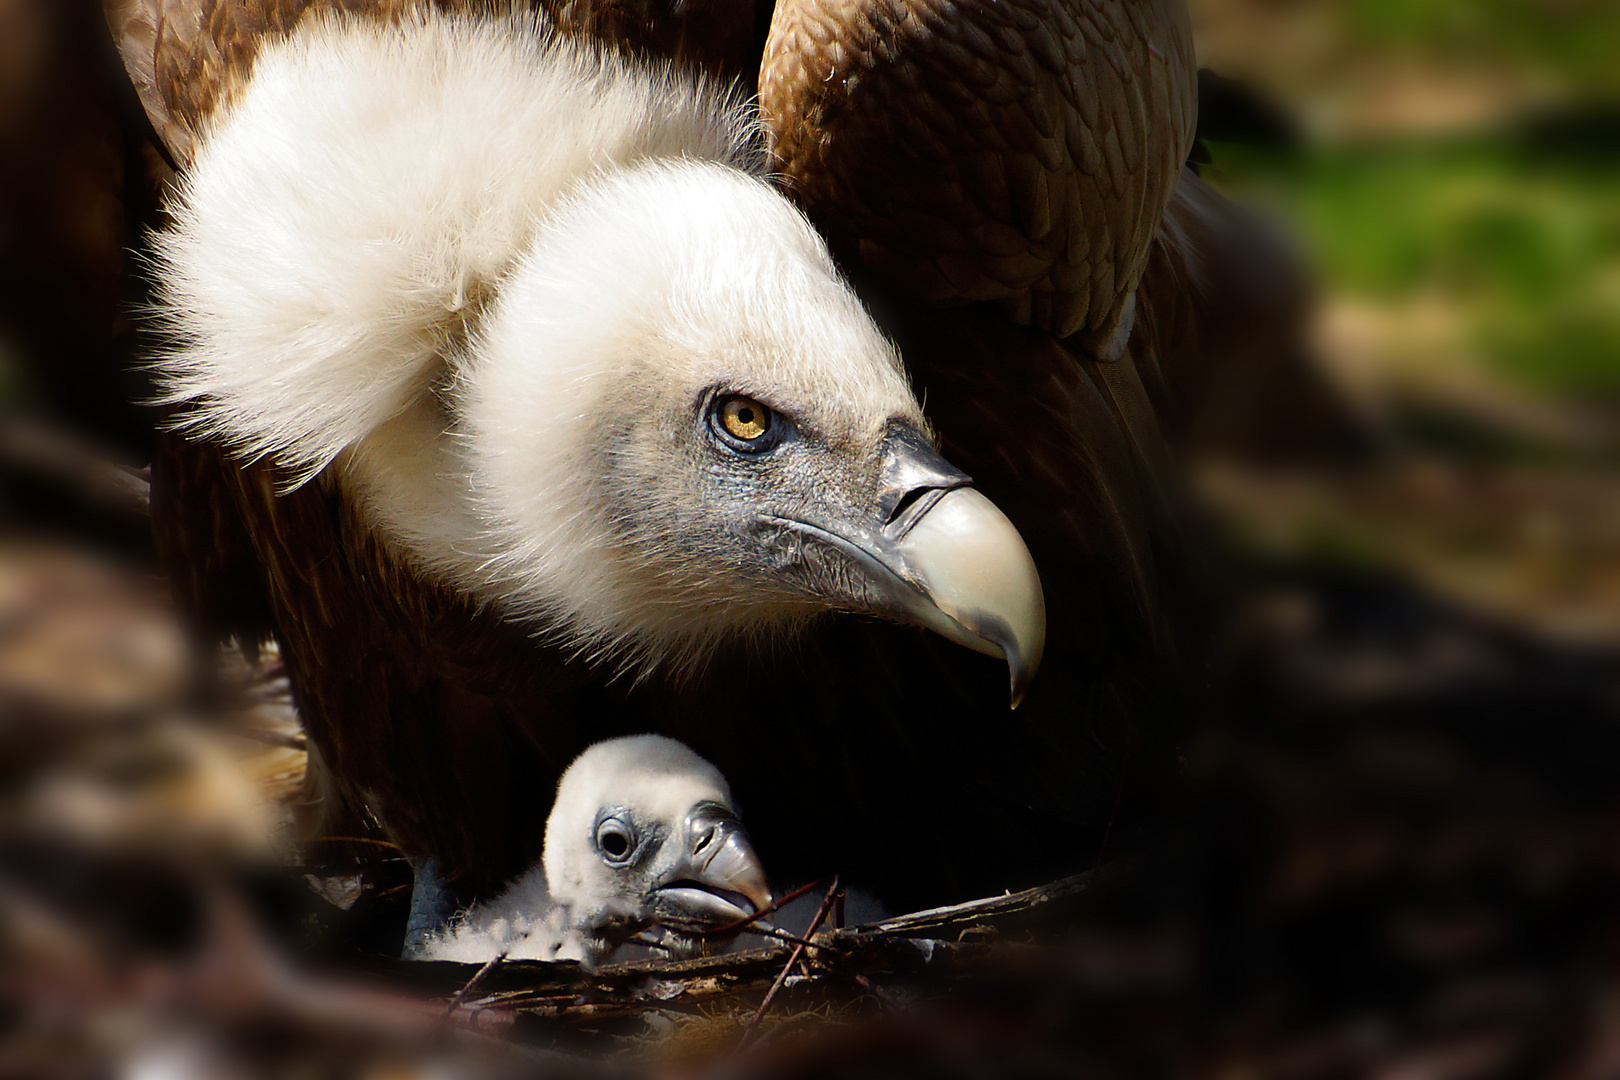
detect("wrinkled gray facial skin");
top-left (596, 382), bottom-right (1044, 701)
top-left (598, 383), bottom-right (896, 613)
top-left (571, 797), bottom-right (772, 964)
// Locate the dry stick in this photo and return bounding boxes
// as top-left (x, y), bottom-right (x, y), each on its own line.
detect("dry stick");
top-left (698, 877), bottom-right (829, 940)
top-left (436, 950), bottom-right (510, 1029)
top-left (734, 924), bottom-right (821, 950)
top-left (654, 876), bottom-right (831, 948)
top-left (851, 971), bottom-right (902, 1012)
top-left (308, 836), bottom-right (402, 850)
top-left (656, 917), bottom-right (821, 952)
top-left (736, 875), bottom-right (841, 1053)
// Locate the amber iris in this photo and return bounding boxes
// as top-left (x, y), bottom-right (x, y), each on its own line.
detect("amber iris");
top-left (718, 395), bottom-right (771, 442)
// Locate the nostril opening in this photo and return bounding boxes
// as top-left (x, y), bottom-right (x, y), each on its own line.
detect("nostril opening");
top-left (885, 485), bottom-right (933, 527)
top-left (694, 827), bottom-right (716, 853)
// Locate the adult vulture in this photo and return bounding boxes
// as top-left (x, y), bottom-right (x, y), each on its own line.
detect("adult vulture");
top-left (102, 0), bottom-right (1289, 917)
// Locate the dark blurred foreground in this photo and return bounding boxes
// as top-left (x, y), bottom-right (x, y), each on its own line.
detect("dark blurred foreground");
top-left (4, 477), bottom-right (1618, 1079)
top-left (4, 0), bottom-right (1620, 1076)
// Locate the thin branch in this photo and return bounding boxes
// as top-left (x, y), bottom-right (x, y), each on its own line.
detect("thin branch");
top-left (436, 950), bottom-right (509, 1029)
top-left (736, 875), bottom-right (840, 1053)
top-left (735, 924), bottom-right (821, 951)
top-left (653, 917), bottom-right (820, 952)
top-left (677, 877), bottom-right (830, 941)
top-left (846, 863), bottom-right (1123, 939)
top-left (851, 971), bottom-right (902, 1012)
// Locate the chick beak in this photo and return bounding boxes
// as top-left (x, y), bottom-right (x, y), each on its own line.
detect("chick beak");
top-left (776, 424), bottom-right (1047, 707)
top-left (652, 803), bottom-right (773, 929)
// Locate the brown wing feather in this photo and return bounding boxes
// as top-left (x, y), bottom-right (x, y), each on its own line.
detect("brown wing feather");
top-left (760, 0), bottom-right (1196, 353)
top-left (150, 429), bottom-right (278, 658)
top-left (756, 0), bottom-right (1200, 685)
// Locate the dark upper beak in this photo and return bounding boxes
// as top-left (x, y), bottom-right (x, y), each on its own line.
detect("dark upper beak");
top-left (651, 802), bottom-right (773, 928)
top-left (776, 424), bottom-right (1046, 707)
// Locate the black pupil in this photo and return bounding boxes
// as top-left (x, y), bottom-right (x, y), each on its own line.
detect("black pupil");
top-left (737, 406), bottom-right (755, 425)
top-left (603, 831), bottom-right (628, 857)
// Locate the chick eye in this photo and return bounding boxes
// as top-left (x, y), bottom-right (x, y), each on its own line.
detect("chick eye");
top-left (596, 819), bottom-right (634, 865)
top-left (714, 395), bottom-right (774, 447)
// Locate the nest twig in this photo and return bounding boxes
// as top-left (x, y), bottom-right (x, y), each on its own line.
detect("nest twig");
top-left (371, 860), bottom-right (1129, 1038)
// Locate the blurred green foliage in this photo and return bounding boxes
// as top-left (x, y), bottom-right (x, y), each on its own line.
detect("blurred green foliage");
top-left (1206, 129), bottom-right (1620, 401)
top-left (1342, 0), bottom-right (1620, 95)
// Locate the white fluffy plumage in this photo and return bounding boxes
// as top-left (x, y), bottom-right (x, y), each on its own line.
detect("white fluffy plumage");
top-left (417, 735), bottom-right (739, 965)
top-left (151, 9), bottom-right (924, 671)
top-left (153, 10), bottom-right (752, 482)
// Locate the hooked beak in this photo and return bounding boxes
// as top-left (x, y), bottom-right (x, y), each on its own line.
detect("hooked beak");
top-left (652, 803), bottom-right (773, 930)
top-left (774, 425), bottom-right (1046, 707)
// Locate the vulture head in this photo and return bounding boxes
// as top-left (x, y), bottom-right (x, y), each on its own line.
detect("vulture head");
top-left (463, 163), bottom-right (1045, 688)
top-left (545, 734), bottom-right (772, 962)
top-left (153, 12), bottom-right (1043, 698)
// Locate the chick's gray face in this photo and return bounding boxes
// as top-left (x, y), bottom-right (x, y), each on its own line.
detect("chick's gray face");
top-left (545, 735), bottom-right (771, 964)
top-left (577, 799), bottom-right (768, 960)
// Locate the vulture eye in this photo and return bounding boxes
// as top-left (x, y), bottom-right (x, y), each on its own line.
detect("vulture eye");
top-left (713, 394), bottom-right (776, 449)
top-left (595, 818), bottom-right (635, 865)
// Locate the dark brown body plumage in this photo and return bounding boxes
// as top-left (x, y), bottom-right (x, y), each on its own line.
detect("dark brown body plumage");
top-left (762, 0), bottom-right (1196, 352)
top-left (105, 0), bottom-right (1306, 909)
top-left (1, 0), bottom-right (158, 453)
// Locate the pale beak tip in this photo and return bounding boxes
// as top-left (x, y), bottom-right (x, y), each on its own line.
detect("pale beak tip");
top-left (894, 486), bottom-right (1048, 704)
top-left (1007, 643), bottom-right (1040, 710)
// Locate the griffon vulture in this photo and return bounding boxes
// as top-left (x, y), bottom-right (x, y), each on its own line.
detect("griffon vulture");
top-left (103, 0), bottom-right (1296, 919)
top-left (418, 735), bottom-right (771, 966)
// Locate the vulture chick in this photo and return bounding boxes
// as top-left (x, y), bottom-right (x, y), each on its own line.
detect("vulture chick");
top-left (118, 2), bottom-right (1047, 907)
top-left (419, 735), bottom-right (770, 966)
